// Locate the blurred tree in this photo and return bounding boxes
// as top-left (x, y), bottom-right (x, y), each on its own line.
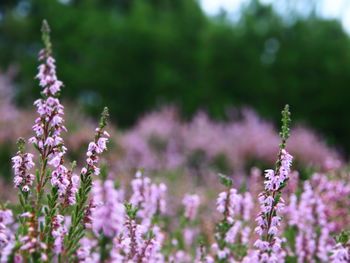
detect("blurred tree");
top-left (1, 0), bottom-right (350, 153)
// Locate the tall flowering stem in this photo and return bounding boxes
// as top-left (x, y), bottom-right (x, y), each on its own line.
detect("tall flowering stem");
top-left (212, 174), bottom-right (254, 262)
top-left (213, 174), bottom-right (237, 262)
top-left (61, 107), bottom-right (110, 262)
top-left (9, 19), bottom-right (67, 261)
top-left (32, 20), bottom-right (67, 201)
top-left (254, 105), bottom-right (293, 262)
top-left (8, 20), bottom-right (110, 262)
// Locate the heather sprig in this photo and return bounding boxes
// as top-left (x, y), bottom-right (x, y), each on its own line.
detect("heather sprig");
top-left (254, 105), bottom-right (293, 262)
top-left (7, 20), bottom-right (110, 262)
top-left (61, 108), bottom-right (110, 262)
top-left (26, 20), bottom-right (69, 261)
top-left (169, 193), bottom-right (201, 257)
top-left (13, 138), bottom-right (33, 229)
top-left (212, 174), bottom-right (253, 262)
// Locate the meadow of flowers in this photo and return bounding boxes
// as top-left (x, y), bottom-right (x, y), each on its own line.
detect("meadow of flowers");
top-left (0, 21), bottom-right (349, 263)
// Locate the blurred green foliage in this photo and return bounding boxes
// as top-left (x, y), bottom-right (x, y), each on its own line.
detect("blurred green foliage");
top-left (1, 0), bottom-right (350, 153)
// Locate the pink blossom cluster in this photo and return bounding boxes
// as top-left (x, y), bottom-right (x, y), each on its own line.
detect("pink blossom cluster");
top-left (216, 188), bottom-right (241, 224)
top-left (12, 151), bottom-right (35, 192)
top-left (36, 51), bottom-right (63, 95)
top-left (287, 182), bottom-right (332, 262)
top-left (76, 173), bottom-right (167, 262)
top-left (82, 129), bottom-right (110, 176)
top-left (110, 218), bottom-right (164, 262)
top-left (91, 180), bottom-right (125, 237)
top-left (309, 173), bottom-right (350, 231)
top-left (18, 212), bottom-right (48, 261)
top-left (129, 171), bottom-right (167, 226)
top-left (212, 185), bottom-right (254, 262)
top-left (182, 194), bottom-right (200, 221)
top-left (330, 243), bottom-right (350, 263)
top-left (0, 209), bottom-right (13, 247)
top-left (51, 215), bottom-right (66, 254)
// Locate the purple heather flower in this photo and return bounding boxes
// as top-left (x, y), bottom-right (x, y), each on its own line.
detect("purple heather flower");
top-left (0, 209), bottom-right (13, 248)
top-left (182, 194), bottom-right (200, 221)
top-left (129, 171), bottom-right (167, 226)
top-left (12, 152), bottom-right (35, 191)
top-left (330, 243), bottom-right (350, 263)
top-left (83, 128), bottom-right (110, 176)
top-left (91, 180), bottom-right (125, 237)
top-left (51, 215), bottom-right (66, 254)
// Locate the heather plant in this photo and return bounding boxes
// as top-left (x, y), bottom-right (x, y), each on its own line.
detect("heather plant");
top-left (1, 21), bottom-right (110, 262)
top-left (1, 22), bottom-right (350, 263)
top-left (212, 174), bottom-right (253, 262)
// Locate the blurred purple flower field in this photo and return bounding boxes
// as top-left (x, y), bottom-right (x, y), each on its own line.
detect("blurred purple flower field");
top-left (0, 68), bottom-right (341, 193)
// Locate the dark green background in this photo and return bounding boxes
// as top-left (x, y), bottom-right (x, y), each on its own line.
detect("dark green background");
top-left (1, 0), bottom-right (349, 154)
